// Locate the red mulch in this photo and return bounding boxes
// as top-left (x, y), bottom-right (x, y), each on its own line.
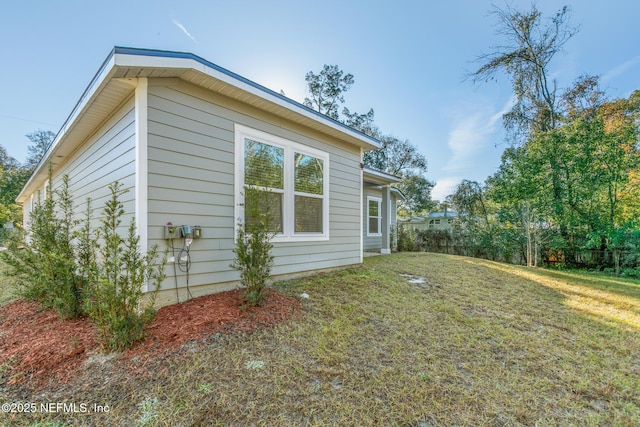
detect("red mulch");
top-left (0, 289), bottom-right (302, 387)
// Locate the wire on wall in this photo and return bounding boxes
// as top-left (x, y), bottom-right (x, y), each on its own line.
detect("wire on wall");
top-left (167, 226), bottom-right (194, 303)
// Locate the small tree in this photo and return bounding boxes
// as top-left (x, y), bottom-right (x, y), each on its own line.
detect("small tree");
top-left (231, 188), bottom-right (275, 306)
top-left (25, 129), bottom-right (55, 171)
top-left (83, 182), bottom-right (166, 351)
top-left (1, 173), bottom-right (83, 318)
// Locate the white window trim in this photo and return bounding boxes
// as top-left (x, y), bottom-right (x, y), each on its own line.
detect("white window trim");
top-left (234, 124), bottom-right (330, 243)
top-left (367, 196), bottom-right (382, 237)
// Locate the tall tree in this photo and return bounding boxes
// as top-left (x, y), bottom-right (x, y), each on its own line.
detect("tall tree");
top-left (342, 107), bottom-right (378, 137)
top-left (396, 174), bottom-right (435, 215)
top-left (450, 180), bottom-right (489, 222)
top-left (363, 135), bottom-right (433, 215)
top-left (0, 145), bottom-right (29, 224)
top-left (470, 4), bottom-right (578, 140)
top-left (303, 65), bottom-right (354, 120)
top-left (367, 135), bottom-right (428, 177)
top-left (25, 129), bottom-right (55, 171)
top-left (471, 3), bottom-right (579, 247)
top-left (449, 180), bottom-right (502, 261)
top-left (303, 64), bottom-right (434, 215)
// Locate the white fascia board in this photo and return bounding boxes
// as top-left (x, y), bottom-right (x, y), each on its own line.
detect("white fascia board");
top-left (113, 52), bottom-right (202, 70)
top-left (391, 187), bottom-right (407, 200)
top-left (363, 167), bottom-right (403, 184)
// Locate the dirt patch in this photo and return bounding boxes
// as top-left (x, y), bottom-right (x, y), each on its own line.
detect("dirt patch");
top-left (0, 289), bottom-right (301, 389)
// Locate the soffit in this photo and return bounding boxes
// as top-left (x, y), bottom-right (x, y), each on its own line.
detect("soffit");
top-left (19, 50), bottom-right (380, 202)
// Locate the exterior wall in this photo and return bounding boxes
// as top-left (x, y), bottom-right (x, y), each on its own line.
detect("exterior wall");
top-left (22, 194), bottom-right (33, 230)
top-left (363, 185), bottom-right (382, 251)
top-left (362, 184), bottom-right (397, 251)
top-left (402, 215), bottom-right (457, 233)
top-left (428, 217), bottom-right (456, 232)
top-left (22, 98), bottom-right (137, 231)
top-left (146, 80), bottom-right (362, 302)
top-left (390, 194), bottom-right (398, 232)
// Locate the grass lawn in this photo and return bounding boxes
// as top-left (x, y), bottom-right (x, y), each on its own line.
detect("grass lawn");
top-left (3, 253), bottom-right (640, 426)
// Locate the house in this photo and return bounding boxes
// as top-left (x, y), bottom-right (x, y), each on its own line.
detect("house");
top-left (425, 209), bottom-right (459, 232)
top-left (399, 209), bottom-right (459, 233)
top-left (362, 168), bottom-right (404, 254)
top-left (17, 46), bottom-right (399, 306)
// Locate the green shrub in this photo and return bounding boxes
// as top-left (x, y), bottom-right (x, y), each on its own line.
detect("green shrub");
top-left (231, 188), bottom-right (275, 306)
top-left (2, 176), bottom-right (167, 351)
top-left (83, 182), bottom-right (166, 351)
top-left (397, 225), bottom-right (418, 252)
top-left (1, 174), bottom-right (83, 318)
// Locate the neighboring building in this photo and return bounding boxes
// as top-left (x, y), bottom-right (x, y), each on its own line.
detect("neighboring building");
top-left (16, 46), bottom-right (391, 307)
top-left (362, 167), bottom-right (404, 254)
top-left (400, 209), bottom-right (459, 233)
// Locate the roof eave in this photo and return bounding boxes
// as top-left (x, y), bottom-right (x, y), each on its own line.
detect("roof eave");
top-left (17, 47), bottom-right (381, 202)
top-left (111, 47), bottom-right (380, 150)
top-left (17, 51), bottom-right (119, 202)
top-left (363, 167), bottom-right (403, 185)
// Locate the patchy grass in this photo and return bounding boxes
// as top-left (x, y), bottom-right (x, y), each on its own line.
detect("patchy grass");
top-left (2, 253), bottom-right (640, 426)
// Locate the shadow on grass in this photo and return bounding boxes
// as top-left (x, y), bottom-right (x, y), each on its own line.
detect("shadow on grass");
top-left (460, 255), bottom-right (640, 331)
top-left (535, 268), bottom-right (640, 297)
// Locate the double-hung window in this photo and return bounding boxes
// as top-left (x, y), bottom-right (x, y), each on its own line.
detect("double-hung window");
top-left (235, 125), bottom-right (329, 242)
top-left (367, 196), bottom-right (382, 236)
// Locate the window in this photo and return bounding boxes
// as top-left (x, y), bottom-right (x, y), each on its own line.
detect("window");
top-left (367, 196), bottom-right (381, 236)
top-left (243, 139), bottom-right (284, 233)
top-left (235, 125), bottom-right (329, 242)
top-left (294, 152), bottom-right (324, 233)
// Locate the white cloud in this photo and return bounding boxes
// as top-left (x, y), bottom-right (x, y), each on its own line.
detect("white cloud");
top-left (602, 55), bottom-right (640, 83)
top-left (431, 177), bottom-right (462, 201)
top-left (173, 19), bottom-right (198, 44)
top-left (443, 97), bottom-right (511, 173)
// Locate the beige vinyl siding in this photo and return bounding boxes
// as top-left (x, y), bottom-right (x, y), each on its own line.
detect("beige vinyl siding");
top-left (390, 195), bottom-right (398, 230)
top-left (362, 185), bottom-right (398, 251)
top-left (147, 80), bottom-right (361, 291)
top-left (363, 186), bottom-right (383, 251)
top-left (24, 99), bottom-right (136, 230)
top-left (22, 195), bottom-right (33, 230)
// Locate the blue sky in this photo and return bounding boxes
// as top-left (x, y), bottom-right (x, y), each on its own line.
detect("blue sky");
top-left (1, 1), bottom-right (638, 201)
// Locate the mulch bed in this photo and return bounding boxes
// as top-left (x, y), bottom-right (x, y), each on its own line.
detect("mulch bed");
top-left (0, 289), bottom-right (302, 388)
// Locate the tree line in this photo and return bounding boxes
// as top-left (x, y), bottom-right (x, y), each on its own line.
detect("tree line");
top-left (438, 4), bottom-right (640, 272)
top-left (0, 130), bottom-right (54, 227)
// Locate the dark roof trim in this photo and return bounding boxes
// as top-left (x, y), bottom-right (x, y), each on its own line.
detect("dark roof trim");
top-left (113, 46), bottom-right (380, 147)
